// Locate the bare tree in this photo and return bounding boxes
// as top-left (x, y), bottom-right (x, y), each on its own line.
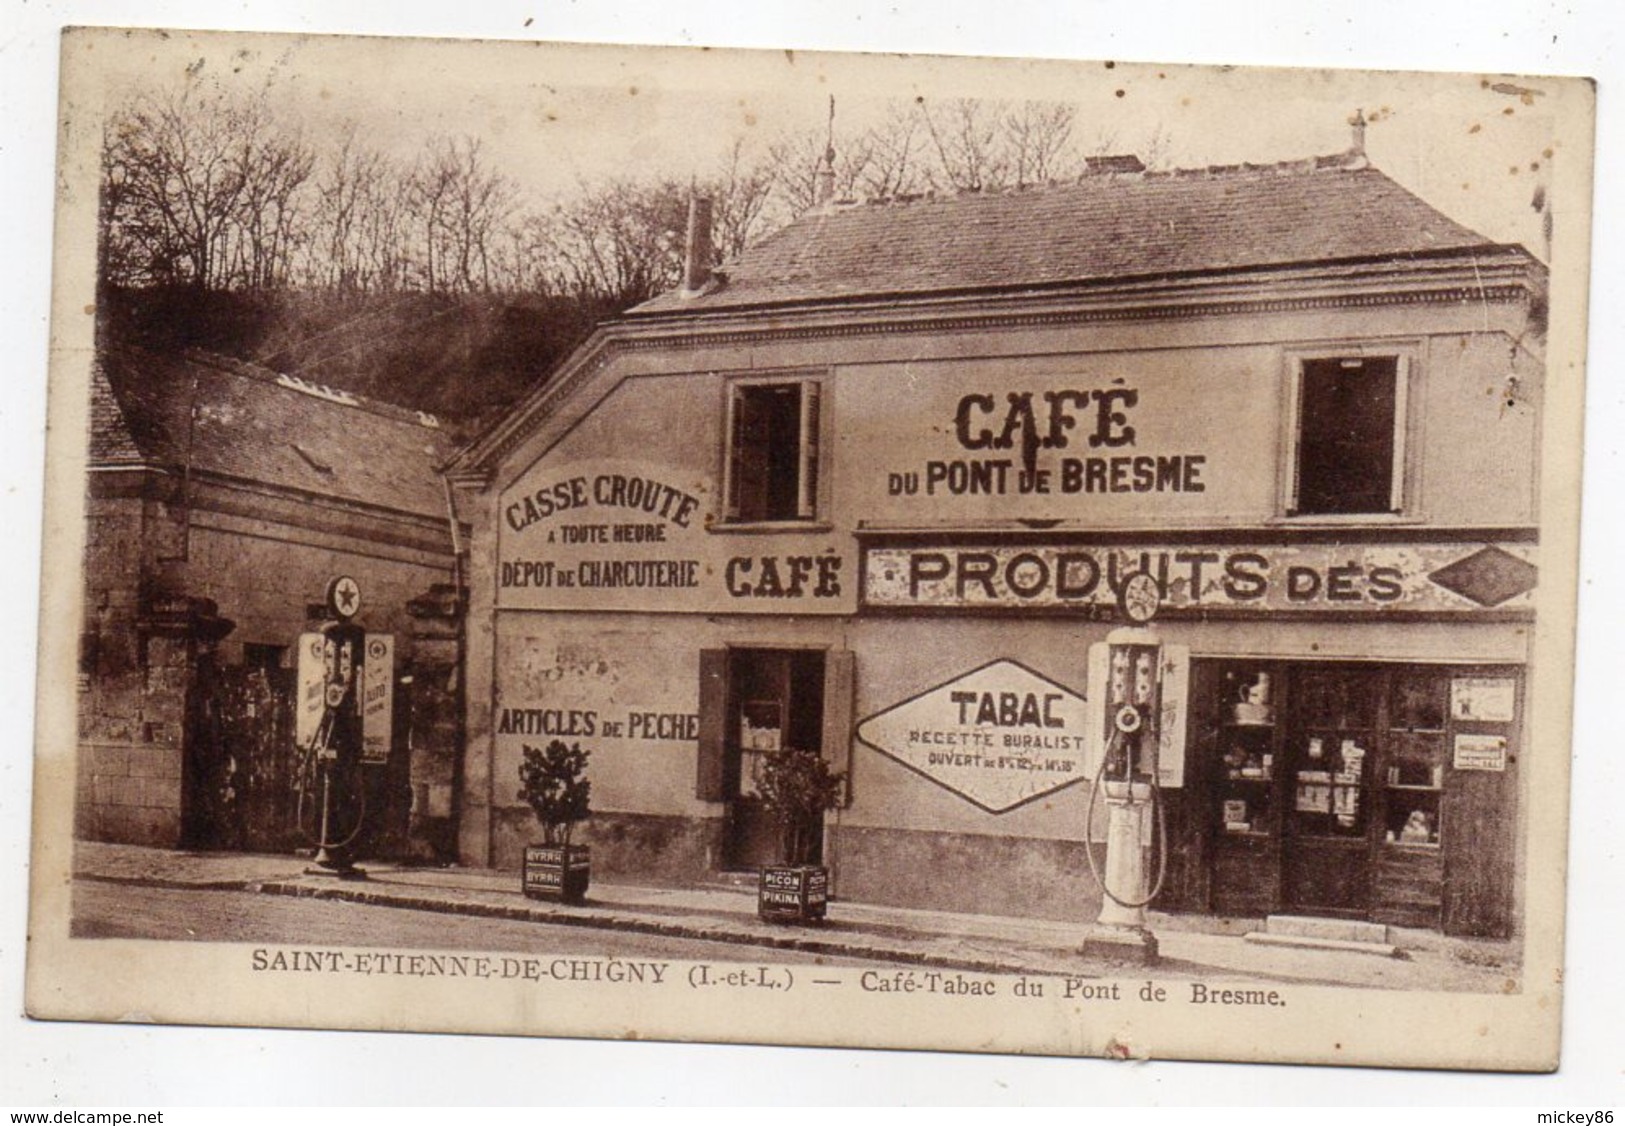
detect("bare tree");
top-left (856, 104), bottom-right (929, 200)
top-left (402, 136), bottom-right (517, 294)
top-left (227, 106), bottom-right (315, 290)
top-left (541, 177), bottom-right (686, 305)
top-left (309, 126), bottom-right (406, 293)
top-left (701, 138), bottom-right (777, 261)
top-left (101, 83), bottom-right (316, 291)
top-left (1002, 102), bottom-right (1079, 186)
top-left (103, 86), bottom-right (253, 288)
top-left (766, 123), bottom-right (874, 215)
top-left (918, 98), bottom-right (1009, 192)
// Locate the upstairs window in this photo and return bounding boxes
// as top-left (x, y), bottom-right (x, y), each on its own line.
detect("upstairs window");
top-left (722, 379), bottom-right (822, 524)
top-left (1290, 355), bottom-right (1409, 516)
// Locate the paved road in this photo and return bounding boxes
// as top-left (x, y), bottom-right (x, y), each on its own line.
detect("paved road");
top-left (71, 881), bottom-right (874, 966)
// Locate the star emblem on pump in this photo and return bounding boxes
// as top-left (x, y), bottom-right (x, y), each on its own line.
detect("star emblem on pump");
top-left (327, 575), bottom-right (363, 620)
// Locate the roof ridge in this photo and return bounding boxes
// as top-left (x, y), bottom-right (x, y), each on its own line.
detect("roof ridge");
top-left (178, 347), bottom-right (443, 431)
top-left (817, 148), bottom-right (1370, 212)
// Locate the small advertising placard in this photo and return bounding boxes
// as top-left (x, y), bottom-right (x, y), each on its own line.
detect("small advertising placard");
top-left (361, 634), bottom-right (394, 764)
top-left (1450, 677), bottom-right (1517, 723)
top-left (1453, 733), bottom-right (1509, 772)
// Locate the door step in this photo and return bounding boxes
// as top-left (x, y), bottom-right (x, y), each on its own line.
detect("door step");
top-left (700, 870), bottom-right (761, 892)
top-left (1243, 915), bottom-right (1403, 958)
top-left (1263, 914), bottom-right (1389, 944)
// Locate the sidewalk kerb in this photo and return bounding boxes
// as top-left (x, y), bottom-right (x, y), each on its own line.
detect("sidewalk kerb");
top-left (250, 878), bottom-right (1083, 977)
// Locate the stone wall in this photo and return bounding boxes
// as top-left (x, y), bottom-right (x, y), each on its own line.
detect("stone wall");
top-left (75, 471), bottom-right (460, 853)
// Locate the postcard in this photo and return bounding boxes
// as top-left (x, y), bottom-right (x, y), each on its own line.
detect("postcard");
top-left (27, 26), bottom-right (1593, 1071)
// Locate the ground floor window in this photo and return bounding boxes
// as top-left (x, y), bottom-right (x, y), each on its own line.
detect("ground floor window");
top-left (1172, 659), bottom-right (1520, 937)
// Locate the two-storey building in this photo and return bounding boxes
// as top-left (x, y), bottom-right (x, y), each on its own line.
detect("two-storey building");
top-left (448, 141), bottom-right (1544, 938)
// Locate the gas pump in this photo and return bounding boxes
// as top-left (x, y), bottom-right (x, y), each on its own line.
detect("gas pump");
top-left (1081, 570), bottom-right (1180, 962)
top-left (296, 576), bottom-right (371, 878)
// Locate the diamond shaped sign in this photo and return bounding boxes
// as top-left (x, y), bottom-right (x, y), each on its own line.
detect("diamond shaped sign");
top-left (1427, 546), bottom-right (1539, 608)
top-left (856, 659), bottom-right (1091, 814)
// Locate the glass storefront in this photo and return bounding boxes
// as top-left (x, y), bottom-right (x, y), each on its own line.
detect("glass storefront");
top-left (1171, 660), bottom-right (1521, 937)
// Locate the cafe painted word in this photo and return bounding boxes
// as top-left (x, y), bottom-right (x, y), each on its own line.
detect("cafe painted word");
top-left (725, 555), bottom-right (843, 599)
top-left (506, 473), bottom-right (702, 534)
top-left (954, 387), bottom-right (1140, 451)
top-left (863, 542), bottom-right (1538, 614)
top-left (857, 659), bottom-right (1091, 814)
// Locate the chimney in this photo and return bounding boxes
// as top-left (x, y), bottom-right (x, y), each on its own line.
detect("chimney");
top-left (680, 195), bottom-right (714, 298)
top-left (1083, 154), bottom-right (1146, 176)
top-left (1350, 108), bottom-right (1367, 157)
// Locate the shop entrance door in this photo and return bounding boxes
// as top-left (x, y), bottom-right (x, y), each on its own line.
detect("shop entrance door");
top-left (722, 648), bottom-right (827, 871)
top-left (1282, 666), bottom-right (1379, 917)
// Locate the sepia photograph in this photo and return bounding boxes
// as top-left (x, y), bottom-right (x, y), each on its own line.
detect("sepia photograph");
top-left (17, 14), bottom-right (1600, 1091)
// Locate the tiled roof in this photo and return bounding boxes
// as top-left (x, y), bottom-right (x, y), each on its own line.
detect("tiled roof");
top-left (93, 345), bottom-right (453, 519)
top-left (632, 159), bottom-right (1501, 315)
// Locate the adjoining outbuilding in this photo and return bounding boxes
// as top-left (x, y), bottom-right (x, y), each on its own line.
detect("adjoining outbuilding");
top-left (79, 345), bottom-right (466, 858)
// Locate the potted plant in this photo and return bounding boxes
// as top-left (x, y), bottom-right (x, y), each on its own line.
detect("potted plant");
top-left (755, 748), bottom-right (846, 924)
top-left (518, 738), bottom-right (592, 904)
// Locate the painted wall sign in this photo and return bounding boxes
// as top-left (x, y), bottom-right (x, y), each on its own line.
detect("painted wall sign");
top-left (497, 457), bottom-right (850, 614)
top-left (851, 359), bottom-right (1275, 526)
top-left (856, 659), bottom-right (1091, 814)
top-left (494, 704), bottom-right (699, 743)
top-left (862, 541), bottom-right (1537, 614)
top-left (1453, 733), bottom-right (1509, 771)
top-left (881, 385), bottom-right (1211, 502)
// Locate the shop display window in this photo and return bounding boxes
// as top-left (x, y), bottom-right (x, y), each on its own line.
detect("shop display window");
top-left (1213, 667), bottom-right (1277, 837)
top-left (722, 378), bottom-right (822, 524)
top-left (1383, 675), bottom-right (1448, 848)
top-left (1194, 659), bottom-right (1515, 932)
top-left (1290, 669), bottom-right (1375, 840)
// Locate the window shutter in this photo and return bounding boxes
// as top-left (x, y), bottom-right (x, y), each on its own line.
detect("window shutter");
top-left (722, 386), bottom-right (743, 521)
top-left (1286, 361), bottom-right (1306, 516)
top-left (821, 648), bottom-right (856, 807)
top-left (695, 648), bottom-right (730, 801)
top-left (798, 381), bottom-right (821, 520)
top-left (1389, 355), bottom-right (1410, 513)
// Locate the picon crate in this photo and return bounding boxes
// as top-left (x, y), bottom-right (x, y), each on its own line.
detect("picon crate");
top-left (523, 844), bottom-right (591, 904)
top-left (758, 864), bottom-right (829, 923)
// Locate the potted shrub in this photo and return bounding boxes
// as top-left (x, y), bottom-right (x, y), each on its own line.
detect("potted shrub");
top-left (755, 748), bottom-right (846, 924)
top-left (518, 739), bottom-right (592, 904)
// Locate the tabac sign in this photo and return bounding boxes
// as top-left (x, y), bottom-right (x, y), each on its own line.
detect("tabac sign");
top-left (856, 660), bottom-right (1090, 813)
top-left (862, 541), bottom-right (1538, 614)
